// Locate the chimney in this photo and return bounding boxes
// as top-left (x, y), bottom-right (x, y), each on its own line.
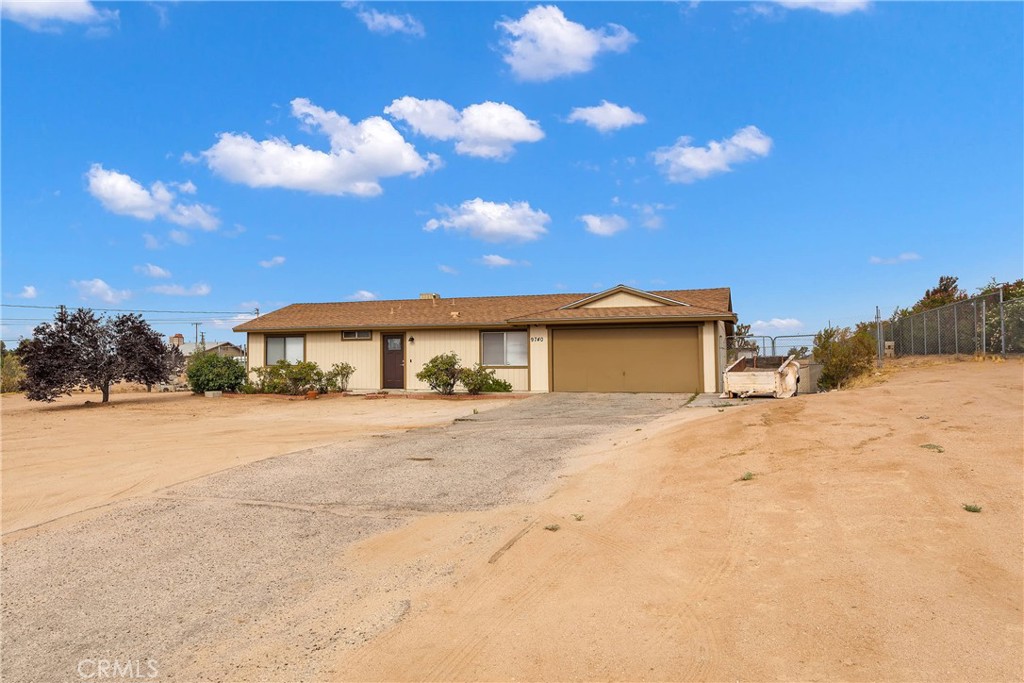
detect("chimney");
top-left (169, 333), bottom-right (185, 347)
top-left (419, 293), bottom-right (440, 300)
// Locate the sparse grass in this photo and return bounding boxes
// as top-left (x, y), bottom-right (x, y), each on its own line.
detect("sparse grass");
top-left (472, 408), bottom-right (479, 414)
top-left (920, 443), bottom-right (945, 453)
top-left (684, 391), bottom-right (699, 406)
top-left (738, 471), bottom-right (755, 481)
top-left (543, 524), bottom-right (561, 532)
top-left (962, 504), bottom-right (982, 513)
top-left (571, 513), bottom-right (584, 522)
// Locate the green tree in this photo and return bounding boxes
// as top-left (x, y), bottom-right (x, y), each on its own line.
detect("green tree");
top-left (813, 324), bottom-right (875, 390)
top-left (20, 308), bottom-right (183, 403)
top-left (1, 353), bottom-right (25, 393)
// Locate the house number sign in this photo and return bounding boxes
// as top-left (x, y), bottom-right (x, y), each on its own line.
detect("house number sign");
top-left (530, 336), bottom-right (544, 342)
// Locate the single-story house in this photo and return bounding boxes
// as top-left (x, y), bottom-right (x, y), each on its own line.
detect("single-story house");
top-left (168, 334), bottom-right (246, 360)
top-left (233, 284), bottom-right (737, 394)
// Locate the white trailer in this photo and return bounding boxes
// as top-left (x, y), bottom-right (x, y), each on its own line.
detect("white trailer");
top-left (722, 355), bottom-right (801, 399)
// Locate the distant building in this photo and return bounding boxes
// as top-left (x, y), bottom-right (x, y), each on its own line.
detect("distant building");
top-left (168, 334), bottom-right (245, 360)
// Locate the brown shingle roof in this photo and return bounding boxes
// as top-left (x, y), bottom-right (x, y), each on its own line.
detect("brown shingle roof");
top-left (233, 287), bottom-right (734, 332)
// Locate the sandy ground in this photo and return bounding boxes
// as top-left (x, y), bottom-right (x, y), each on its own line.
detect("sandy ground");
top-left (0, 392), bottom-right (518, 535)
top-left (2, 359), bottom-right (1021, 682)
top-left (330, 359), bottom-right (1023, 682)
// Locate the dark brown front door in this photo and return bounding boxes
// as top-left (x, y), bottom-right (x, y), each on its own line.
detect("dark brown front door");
top-left (383, 334), bottom-right (405, 389)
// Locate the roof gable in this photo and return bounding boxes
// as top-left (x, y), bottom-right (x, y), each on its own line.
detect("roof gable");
top-left (561, 285), bottom-right (689, 310)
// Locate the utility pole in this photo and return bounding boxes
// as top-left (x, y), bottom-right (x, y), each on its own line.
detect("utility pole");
top-left (192, 322), bottom-right (201, 345)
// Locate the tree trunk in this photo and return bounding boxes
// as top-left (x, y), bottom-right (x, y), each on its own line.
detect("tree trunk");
top-left (101, 383), bottom-right (110, 403)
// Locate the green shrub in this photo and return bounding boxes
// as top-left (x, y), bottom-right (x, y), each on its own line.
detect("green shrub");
top-left (459, 364), bottom-right (513, 394)
top-left (186, 352), bottom-right (247, 393)
top-left (248, 360), bottom-right (356, 395)
top-left (416, 353), bottom-right (462, 395)
top-left (813, 325), bottom-right (875, 390)
top-left (1, 354), bottom-right (25, 393)
top-left (319, 362), bottom-right (355, 393)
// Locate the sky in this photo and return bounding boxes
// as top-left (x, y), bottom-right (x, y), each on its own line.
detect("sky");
top-left (2, 0), bottom-right (1022, 346)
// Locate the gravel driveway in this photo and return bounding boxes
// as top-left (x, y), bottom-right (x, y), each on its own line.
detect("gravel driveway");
top-left (2, 394), bottom-right (690, 682)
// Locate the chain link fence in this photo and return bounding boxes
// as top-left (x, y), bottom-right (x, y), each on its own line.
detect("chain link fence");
top-left (880, 291), bottom-right (1023, 357)
top-left (725, 333), bottom-right (821, 393)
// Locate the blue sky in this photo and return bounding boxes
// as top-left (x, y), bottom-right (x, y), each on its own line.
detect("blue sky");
top-left (2, 0), bottom-right (1022, 346)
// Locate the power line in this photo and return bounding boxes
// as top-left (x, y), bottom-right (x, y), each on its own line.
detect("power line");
top-left (0, 303), bottom-right (257, 315)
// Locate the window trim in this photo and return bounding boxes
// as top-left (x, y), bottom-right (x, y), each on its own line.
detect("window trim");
top-left (265, 334), bottom-right (305, 365)
top-left (342, 330), bottom-right (372, 341)
top-left (480, 330), bottom-right (529, 368)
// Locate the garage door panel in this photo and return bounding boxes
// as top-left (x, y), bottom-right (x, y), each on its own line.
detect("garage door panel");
top-left (552, 326), bottom-right (700, 393)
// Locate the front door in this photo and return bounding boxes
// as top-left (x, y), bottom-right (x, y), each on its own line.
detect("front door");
top-left (383, 334), bottom-right (405, 389)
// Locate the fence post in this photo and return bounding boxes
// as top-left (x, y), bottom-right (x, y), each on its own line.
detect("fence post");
top-left (923, 312), bottom-right (928, 354)
top-left (954, 304), bottom-right (959, 355)
top-left (974, 302), bottom-right (979, 354)
top-left (875, 306), bottom-right (883, 367)
top-left (911, 316), bottom-right (915, 355)
top-left (981, 300), bottom-right (987, 355)
top-left (1000, 286), bottom-right (1006, 357)
top-left (937, 308), bottom-right (941, 354)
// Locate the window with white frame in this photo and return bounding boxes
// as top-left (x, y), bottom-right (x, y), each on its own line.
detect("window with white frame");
top-left (266, 336), bottom-right (304, 364)
top-left (481, 331), bottom-right (528, 366)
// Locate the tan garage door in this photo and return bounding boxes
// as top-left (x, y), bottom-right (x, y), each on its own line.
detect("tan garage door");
top-left (551, 326), bottom-right (702, 393)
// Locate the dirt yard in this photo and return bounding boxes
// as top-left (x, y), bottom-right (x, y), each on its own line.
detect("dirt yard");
top-left (329, 358), bottom-right (1022, 682)
top-left (2, 359), bottom-right (1021, 682)
top-left (0, 392), bottom-right (518, 535)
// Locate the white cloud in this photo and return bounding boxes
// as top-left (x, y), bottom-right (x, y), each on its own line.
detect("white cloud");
top-left (259, 256), bottom-right (286, 268)
top-left (168, 230), bottom-right (191, 246)
top-left (653, 126), bottom-right (773, 183)
top-left (86, 164), bottom-right (219, 230)
top-left (149, 283), bottom-right (211, 297)
top-left (425, 198), bottom-right (550, 243)
top-left (347, 290), bottom-right (378, 301)
top-left (71, 278), bottom-right (130, 304)
top-left (15, 285), bottom-right (38, 299)
top-left (633, 202), bottom-right (672, 229)
top-left (772, 1), bottom-right (870, 15)
top-left (385, 97), bottom-right (544, 160)
top-left (173, 180), bottom-right (197, 195)
top-left (349, 3), bottom-right (424, 36)
top-left (481, 254), bottom-right (517, 268)
top-left (438, 264), bottom-right (459, 275)
top-left (142, 233), bottom-right (162, 250)
top-left (134, 263), bottom-right (171, 279)
top-left (750, 318), bottom-right (803, 333)
top-left (567, 101), bottom-right (646, 133)
top-left (497, 5), bottom-right (636, 82)
top-left (2, 0), bottom-right (118, 32)
top-left (203, 97), bottom-right (438, 197)
top-left (869, 252), bottom-right (921, 265)
top-left (580, 213), bottom-right (628, 237)
top-left (208, 312), bottom-right (257, 330)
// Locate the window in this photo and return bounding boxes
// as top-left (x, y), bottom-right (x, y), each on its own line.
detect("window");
top-left (342, 330), bottom-right (371, 340)
top-left (481, 331), bottom-right (528, 366)
top-left (266, 336), bottom-right (303, 364)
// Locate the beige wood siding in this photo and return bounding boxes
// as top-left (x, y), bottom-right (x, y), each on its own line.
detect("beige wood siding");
top-left (702, 322), bottom-right (717, 394)
top-left (405, 329), bottom-right (481, 391)
top-left (490, 367), bottom-right (529, 392)
top-left (551, 326), bottom-right (702, 393)
top-left (305, 331), bottom-right (382, 391)
top-left (528, 325), bottom-right (549, 392)
top-left (247, 333), bottom-right (264, 375)
top-left (581, 292), bottom-right (665, 308)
